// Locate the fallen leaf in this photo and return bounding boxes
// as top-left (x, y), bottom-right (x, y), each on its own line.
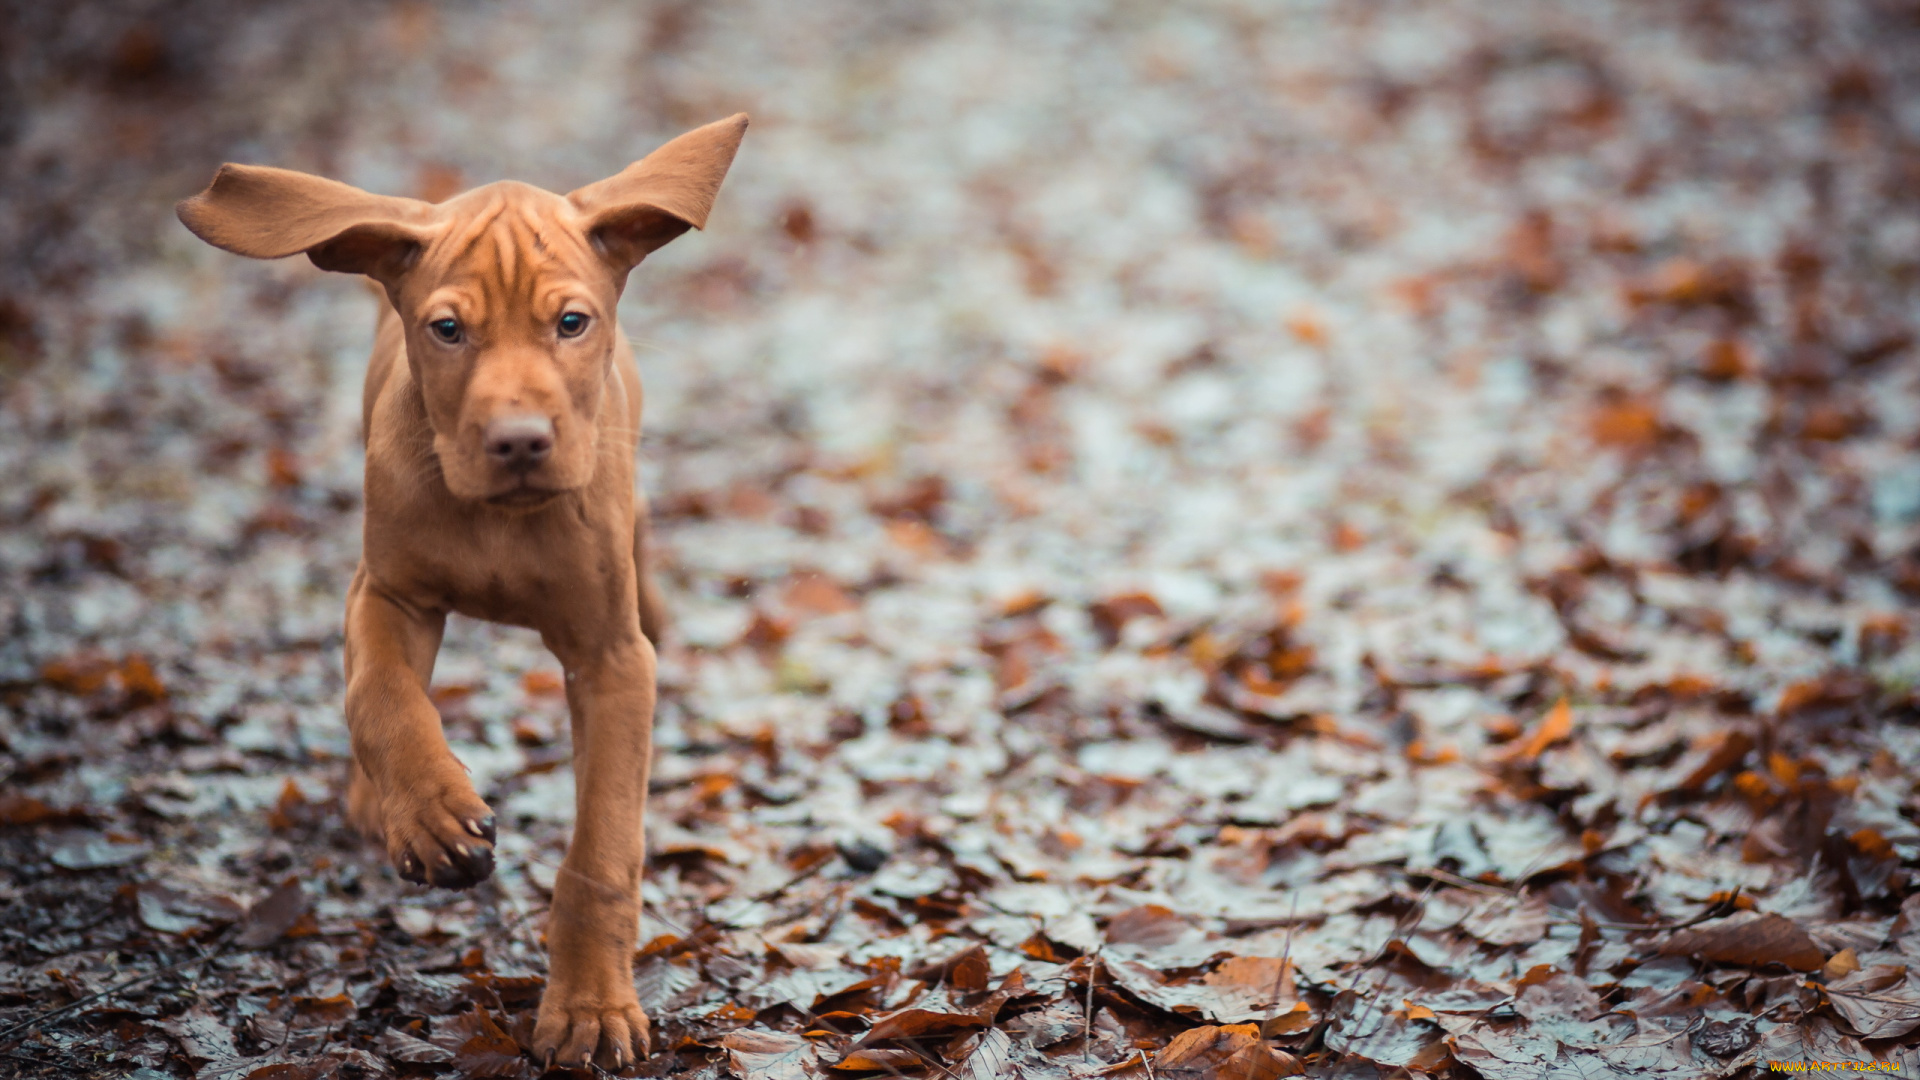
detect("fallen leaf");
top-left (1157, 1024), bottom-right (1295, 1079)
top-left (834, 1046), bottom-right (924, 1072)
top-left (1105, 904), bottom-right (1193, 947)
top-left (1590, 400), bottom-right (1661, 450)
top-left (723, 1028), bottom-right (819, 1080)
top-left (292, 993), bottom-right (355, 1025)
top-left (49, 831), bottom-right (151, 870)
top-left (1090, 592), bottom-right (1164, 646)
top-left (1503, 698), bottom-right (1573, 762)
top-left (234, 880), bottom-right (310, 949)
top-left (1825, 966), bottom-right (1920, 1039)
top-left (135, 882), bottom-right (243, 936)
top-left (439, 1007), bottom-right (523, 1078)
top-left (0, 792), bottom-right (80, 826)
top-left (952, 1028), bottom-right (1013, 1080)
top-left (156, 1008), bottom-right (238, 1066)
top-left (1659, 911), bottom-right (1825, 972)
top-left (785, 572), bottom-right (858, 615)
top-left (377, 1027), bottom-right (454, 1064)
top-left (903, 942), bottom-right (990, 992)
top-left (1463, 892), bottom-right (1551, 946)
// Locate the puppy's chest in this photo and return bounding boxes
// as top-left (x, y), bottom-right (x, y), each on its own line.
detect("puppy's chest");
top-left (376, 515), bottom-right (604, 629)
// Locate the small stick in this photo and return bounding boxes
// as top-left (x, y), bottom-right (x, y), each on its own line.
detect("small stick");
top-left (1262, 891), bottom-right (1301, 1030)
top-left (1083, 946), bottom-right (1101, 1063)
top-left (1345, 877), bottom-right (1437, 1049)
top-left (0, 931), bottom-right (230, 1043)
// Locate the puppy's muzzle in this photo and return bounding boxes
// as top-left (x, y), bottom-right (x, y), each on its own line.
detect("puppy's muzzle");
top-left (485, 414), bottom-right (555, 473)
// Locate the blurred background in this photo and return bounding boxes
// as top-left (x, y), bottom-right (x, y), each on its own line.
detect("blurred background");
top-left (3, 1), bottom-right (1920, 1076)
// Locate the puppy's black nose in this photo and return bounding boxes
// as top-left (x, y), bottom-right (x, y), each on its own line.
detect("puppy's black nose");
top-left (484, 414), bottom-right (554, 470)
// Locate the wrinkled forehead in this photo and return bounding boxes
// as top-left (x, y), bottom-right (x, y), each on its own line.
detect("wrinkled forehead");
top-left (416, 182), bottom-right (606, 303)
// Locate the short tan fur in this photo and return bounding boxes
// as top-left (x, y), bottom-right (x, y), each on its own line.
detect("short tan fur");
top-left (177, 113), bottom-right (748, 1070)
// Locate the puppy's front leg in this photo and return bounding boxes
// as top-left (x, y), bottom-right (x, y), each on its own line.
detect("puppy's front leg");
top-left (532, 634), bottom-right (656, 1070)
top-left (343, 570), bottom-right (497, 888)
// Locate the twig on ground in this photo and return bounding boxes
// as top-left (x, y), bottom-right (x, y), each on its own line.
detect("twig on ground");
top-left (0, 930), bottom-right (232, 1043)
top-left (1083, 945), bottom-right (1101, 1063)
top-left (1262, 891), bottom-right (1301, 1031)
top-left (1343, 877), bottom-right (1438, 1052)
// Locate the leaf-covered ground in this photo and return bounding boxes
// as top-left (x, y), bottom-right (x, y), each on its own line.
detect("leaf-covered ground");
top-left (4, 1), bottom-right (1920, 1077)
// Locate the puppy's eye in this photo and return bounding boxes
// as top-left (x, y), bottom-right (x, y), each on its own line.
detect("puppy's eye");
top-left (557, 312), bottom-right (589, 338)
top-left (429, 318), bottom-right (461, 343)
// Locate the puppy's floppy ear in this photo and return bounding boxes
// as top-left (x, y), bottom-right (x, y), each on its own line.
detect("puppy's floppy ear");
top-left (176, 165), bottom-right (437, 283)
top-left (568, 113), bottom-right (748, 275)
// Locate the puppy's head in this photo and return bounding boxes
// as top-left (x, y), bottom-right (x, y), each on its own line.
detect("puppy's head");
top-left (178, 115), bottom-right (747, 506)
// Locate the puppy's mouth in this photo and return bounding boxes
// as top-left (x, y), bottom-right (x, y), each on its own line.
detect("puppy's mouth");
top-left (486, 483), bottom-right (562, 508)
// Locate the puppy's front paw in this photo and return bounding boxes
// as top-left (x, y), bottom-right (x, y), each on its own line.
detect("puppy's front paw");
top-left (532, 991), bottom-right (650, 1071)
top-left (382, 780), bottom-right (496, 890)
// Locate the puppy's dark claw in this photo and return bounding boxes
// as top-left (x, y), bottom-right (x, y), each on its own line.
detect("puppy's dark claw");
top-left (427, 843), bottom-right (494, 890)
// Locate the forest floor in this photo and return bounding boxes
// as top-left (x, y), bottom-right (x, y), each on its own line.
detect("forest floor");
top-left (4, 1), bottom-right (1920, 1077)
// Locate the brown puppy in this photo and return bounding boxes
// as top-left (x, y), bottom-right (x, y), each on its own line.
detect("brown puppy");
top-left (177, 115), bottom-right (748, 1070)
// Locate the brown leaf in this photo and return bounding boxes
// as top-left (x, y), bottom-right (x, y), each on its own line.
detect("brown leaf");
top-left (1660, 911), bottom-right (1825, 972)
top-left (904, 942), bottom-right (989, 992)
top-left (442, 1007), bottom-right (524, 1078)
top-left (234, 879), bottom-right (309, 949)
top-left (740, 610), bottom-right (795, 651)
top-left (948, 947), bottom-right (991, 994)
top-left (242, 1063), bottom-right (329, 1080)
top-left (1462, 892), bottom-right (1550, 947)
top-left (1455, 1024), bottom-right (1561, 1080)
top-left (785, 571), bottom-right (859, 615)
top-left (1090, 592), bottom-right (1164, 646)
top-left (1589, 400), bottom-right (1661, 450)
top-left (1221, 1041), bottom-right (1301, 1080)
top-left (1825, 966), bottom-right (1920, 1039)
top-left (1757, 1016), bottom-right (1874, 1072)
top-left (871, 475), bottom-right (947, 522)
top-left (1104, 904), bottom-right (1191, 946)
top-left (117, 654), bottom-right (166, 704)
top-left (952, 1028), bottom-right (1013, 1080)
top-left (377, 1027), bottom-right (454, 1064)
top-left (1824, 947), bottom-right (1862, 979)
top-left (1501, 698), bottom-right (1573, 763)
top-left (291, 993), bottom-right (355, 1025)
top-left (834, 1046), bottom-right (924, 1072)
top-left (1673, 729), bottom-right (1755, 792)
top-left (1699, 337), bottom-right (1754, 381)
top-left (723, 1029), bottom-right (819, 1080)
top-left (1325, 989), bottom-right (1448, 1068)
top-left (1260, 1003), bottom-right (1312, 1037)
top-left (136, 883), bottom-right (242, 936)
top-left (770, 940), bottom-right (846, 971)
top-left (49, 831), bottom-right (150, 870)
top-left (465, 970), bottom-right (545, 1006)
top-left (1195, 956), bottom-right (1294, 1023)
top-left (156, 1007), bottom-right (238, 1065)
top-left (265, 777), bottom-right (312, 832)
top-left (861, 1003), bottom-right (991, 1043)
top-left (1501, 209), bottom-right (1562, 293)
top-left (0, 792), bottom-right (82, 826)
top-left (1286, 308), bottom-right (1329, 344)
top-left (40, 653), bottom-right (116, 695)
top-left (886, 518), bottom-right (946, 556)
top-left (1157, 1024), bottom-right (1274, 1078)
top-left (1625, 257), bottom-right (1753, 314)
